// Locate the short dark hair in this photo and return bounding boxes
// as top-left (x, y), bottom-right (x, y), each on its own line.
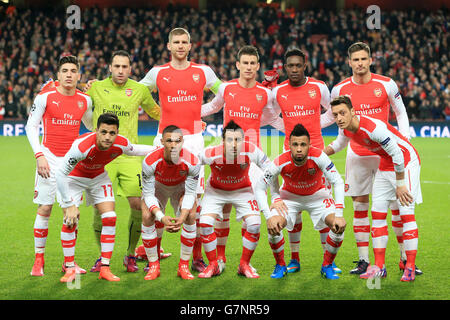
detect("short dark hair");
top-left (57, 55), bottom-right (80, 72)
top-left (289, 123), bottom-right (310, 140)
top-left (237, 45), bottom-right (259, 62)
top-left (97, 112), bottom-right (119, 129)
top-left (284, 48), bottom-right (306, 63)
top-left (162, 125), bottom-right (182, 136)
top-left (110, 50), bottom-right (132, 65)
top-left (222, 120), bottom-right (244, 140)
top-left (348, 42), bottom-right (371, 59)
top-left (330, 95), bottom-right (353, 110)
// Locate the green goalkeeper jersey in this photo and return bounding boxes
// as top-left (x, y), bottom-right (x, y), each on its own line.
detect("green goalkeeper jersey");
top-left (88, 77), bottom-right (160, 159)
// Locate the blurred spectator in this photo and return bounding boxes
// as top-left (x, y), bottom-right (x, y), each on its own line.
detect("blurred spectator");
top-left (0, 5), bottom-right (447, 122)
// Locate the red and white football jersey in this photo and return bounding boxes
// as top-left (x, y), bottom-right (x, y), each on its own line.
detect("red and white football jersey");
top-left (255, 146), bottom-right (345, 220)
top-left (59, 132), bottom-right (154, 179)
top-left (140, 62), bottom-right (220, 135)
top-left (141, 147), bottom-right (201, 212)
top-left (328, 116), bottom-right (420, 172)
top-left (201, 79), bottom-right (284, 148)
top-left (331, 73), bottom-right (410, 156)
top-left (25, 88), bottom-right (93, 157)
top-left (272, 77), bottom-right (330, 150)
top-left (200, 141), bottom-right (270, 191)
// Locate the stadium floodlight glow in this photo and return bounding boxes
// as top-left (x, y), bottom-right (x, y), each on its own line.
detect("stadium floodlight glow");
top-left (267, 0), bottom-right (273, 4)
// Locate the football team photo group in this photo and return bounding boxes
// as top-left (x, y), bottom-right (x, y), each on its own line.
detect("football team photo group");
top-left (1, 0), bottom-right (448, 303)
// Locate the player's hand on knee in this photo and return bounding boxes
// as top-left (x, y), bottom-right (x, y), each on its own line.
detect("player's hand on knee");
top-left (332, 217), bottom-right (346, 234)
top-left (162, 216), bottom-right (179, 233)
top-left (64, 205), bottom-right (79, 228)
top-left (36, 156), bottom-right (51, 179)
top-left (270, 199), bottom-right (288, 218)
top-left (267, 215), bottom-right (285, 236)
top-left (396, 186), bottom-right (414, 207)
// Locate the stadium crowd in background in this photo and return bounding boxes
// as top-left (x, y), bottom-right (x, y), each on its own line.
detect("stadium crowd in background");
top-left (0, 4), bottom-right (449, 121)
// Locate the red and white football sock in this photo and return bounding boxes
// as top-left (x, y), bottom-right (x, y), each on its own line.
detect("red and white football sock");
top-left (240, 215), bottom-right (260, 265)
top-left (371, 201), bottom-right (389, 268)
top-left (400, 204), bottom-right (418, 269)
top-left (100, 211), bottom-right (116, 265)
top-left (322, 230), bottom-right (344, 266)
top-left (199, 215), bottom-right (217, 263)
top-left (287, 212), bottom-right (302, 261)
top-left (215, 210), bottom-right (231, 261)
top-left (154, 221), bottom-right (165, 260)
top-left (353, 201), bottom-right (370, 262)
top-left (268, 234), bottom-right (286, 266)
top-left (319, 227), bottom-right (330, 252)
top-left (192, 206), bottom-right (203, 260)
top-left (34, 214), bottom-right (49, 254)
top-left (61, 223), bottom-right (77, 268)
top-left (141, 224), bottom-right (158, 262)
top-left (180, 223), bottom-right (196, 265)
top-left (390, 201), bottom-right (406, 260)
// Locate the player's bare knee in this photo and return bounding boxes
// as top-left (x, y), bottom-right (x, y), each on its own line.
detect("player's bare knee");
top-left (352, 195), bottom-right (369, 203)
top-left (127, 196), bottom-right (141, 211)
top-left (37, 204), bottom-right (52, 217)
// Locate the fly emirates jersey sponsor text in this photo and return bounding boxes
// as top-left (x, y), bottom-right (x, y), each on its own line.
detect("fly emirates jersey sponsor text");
top-left (272, 77), bottom-right (330, 150)
top-left (26, 88), bottom-right (92, 157)
top-left (140, 62), bottom-right (220, 135)
top-left (200, 142), bottom-right (270, 191)
top-left (331, 73), bottom-right (409, 156)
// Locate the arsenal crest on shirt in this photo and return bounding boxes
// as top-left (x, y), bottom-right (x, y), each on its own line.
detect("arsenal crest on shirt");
top-left (256, 94), bottom-right (263, 102)
top-left (192, 74), bottom-right (200, 83)
top-left (77, 101), bottom-right (84, 109)
top-left (125, 89), bottom-right (133, 97)
top-left (374, 88), bottom-right (382, 97)
top-left (308, 89), bottom-right (316, 99)
top-left (307, 167), bottom-right (316, 175)
top-left (180, 170), bottom-right (187, 176)
top-left (240, 163), bottom-right (249, 170)
top-left (110, 153), bottom-right (119, 159)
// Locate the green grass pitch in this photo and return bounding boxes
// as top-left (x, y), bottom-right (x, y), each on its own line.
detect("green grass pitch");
top-left (0, 135), bottom-right (449, 300)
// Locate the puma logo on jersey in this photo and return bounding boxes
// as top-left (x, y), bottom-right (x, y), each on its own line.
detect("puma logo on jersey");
top-left (52, 101), bottom-right (61, 107)
top-left (284, 172), bottom-right (293, 178)
top-left (281, 94), bottom-right (288, 100)
top-left (229, 92), bottom-right (236, 99)
top-left (163, 77), bottom-right (171, 83)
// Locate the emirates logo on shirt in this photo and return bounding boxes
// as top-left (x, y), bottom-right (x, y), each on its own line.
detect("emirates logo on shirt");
top-left (374, 88), bottom-right (382, 97)
top-left (192, 74), bottom-right (200, 83)
top-left (125, 89), bottom-right (133, 97)
top-left (308, 89), bottom-right (316, 98)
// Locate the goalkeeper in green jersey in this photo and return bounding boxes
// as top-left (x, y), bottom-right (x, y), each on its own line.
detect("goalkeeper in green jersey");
top-left (87, 50), bottom-right (161, 272)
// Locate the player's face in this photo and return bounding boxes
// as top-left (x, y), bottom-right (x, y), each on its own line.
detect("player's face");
top-left (236, 54), bottom-right (260, 81)
top-left (109, 56), bottom-right (131, 85)
top-left (285, 55), bottom-right (306, 84)
top-left (223, 130), bottom-right (244, 160)
top-left (57, 63), bottom-right (80, 89)
top-left (161, 132), bottom-right (184, 162)
top-left (348, 50), bottom-right (372, 76)
top-left (289, 135), bottom-right (310, 164)
top-left (331, 103), bottom-right (354, 129)
top-left (96, 123), bottom-right (118, 150)
top-left (168, 34), bottom-right (191, 61)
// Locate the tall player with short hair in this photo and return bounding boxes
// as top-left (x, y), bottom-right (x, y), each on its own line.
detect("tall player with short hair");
top-left (325, 96), bottom-right (421, 281)
top-left (270, 48), bottom-right (340, 274)
top-left (330, 42), bottom-right (421, 275)
top-left (254, 124), bottom-right (346, 279)
top-left (139, 27), bottom-right (223, 272)
top-left (86, 50), bottom-right (161, 273)
top-left (26, 55), bottom-right (93, 276)
top-left (56, 113), bottom-right (156, 282)
top-left (200, 45), bottom-right (284, 272)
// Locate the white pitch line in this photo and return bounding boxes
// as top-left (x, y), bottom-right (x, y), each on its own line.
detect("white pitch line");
top-left (422, 181), bottom-right (450, 185)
